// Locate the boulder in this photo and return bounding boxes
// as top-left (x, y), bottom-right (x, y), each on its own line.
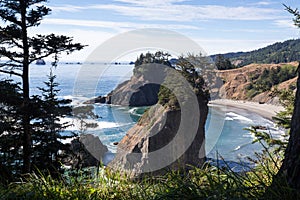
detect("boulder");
top-left (62, 134), bottom-right (108, 169)
top-left (84, 96), bottom-right (107, 104)
top-left (35, 59), bottom-right (46, 65)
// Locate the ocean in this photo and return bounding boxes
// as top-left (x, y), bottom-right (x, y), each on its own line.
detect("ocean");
top-left (1, 63), bottom-right (284, 165)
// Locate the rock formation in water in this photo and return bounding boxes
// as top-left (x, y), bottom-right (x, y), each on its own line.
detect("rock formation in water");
top-left (109, 97), bottom-right (208, 178)
top-left (83, 79), bottom-right (160, 106)
top-left (107, 75), bottom-right (161, 106)
top-left (108, 54), bottom-right (209, 178)
top-left (62, 134), bottom-right (108, 169)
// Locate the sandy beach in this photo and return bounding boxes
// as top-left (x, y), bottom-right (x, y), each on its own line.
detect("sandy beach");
top-left (209, 99), bottom-right (284, 121)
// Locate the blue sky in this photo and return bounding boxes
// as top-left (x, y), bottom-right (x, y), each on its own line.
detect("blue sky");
top-left (36, 0), bottom-right (300, 61)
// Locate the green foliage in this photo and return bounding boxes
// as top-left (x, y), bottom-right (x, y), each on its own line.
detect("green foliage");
top-left (31, 71), bottom-right (75, 176)
top-left (1, 149), bottom-right (298, 200)
top-left (158, 54), bottom-right (210, 108)
top-left (131, 51), bottom-right (210, 109)
top-left (0, 72), bottom-right (76, 181)
top-left (215, 54), bottom-right (234, 70)
top-left (72, 105), bottom-right (99, 135)
top-left (133, 51), bottom-right (172, 75)
top-left (246, 65), bottom-right (297, 98)
top-left (272, 88), bottom-right (295, 129)
top-left (0, 80), bottom-right (23, 183)
top-left (0, 0), bottom-right (85, 174)
top-left (212, 39), bottom-right (300, 67)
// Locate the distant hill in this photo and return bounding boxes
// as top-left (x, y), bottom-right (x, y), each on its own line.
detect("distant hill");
top-left (211, 39), bottom-right (300, 68)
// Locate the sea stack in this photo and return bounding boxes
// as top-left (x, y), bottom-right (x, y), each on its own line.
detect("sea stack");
top-left (108, 55), bottom-right (209, 178)
top-left (109, 98), bottom-right (208, 178)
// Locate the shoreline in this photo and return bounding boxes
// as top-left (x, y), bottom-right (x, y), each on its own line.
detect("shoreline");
top-left (208, 99), bottom-right (284, 121)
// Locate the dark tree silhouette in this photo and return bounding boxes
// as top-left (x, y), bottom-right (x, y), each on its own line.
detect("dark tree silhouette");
top-left (31, 71), bottom-right (74, 176)
top-left (273, 5), bottom-right (300, 193)
top-left (0, 0), bottom-right (85, 173)
top-left (0, 80), bottom-right (23, 182)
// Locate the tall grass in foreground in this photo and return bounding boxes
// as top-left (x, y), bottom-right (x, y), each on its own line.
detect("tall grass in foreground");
top-left (1, 147), bottom-right (297, 200)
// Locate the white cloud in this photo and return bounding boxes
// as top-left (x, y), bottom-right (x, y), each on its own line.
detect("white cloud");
top-left (88, 4), bottom-right (282, 21)
top-left (113, 0), bottom-right (189, 6)
top-left (250, 1), bottom-right (273, 6)
top-left (274, 19), bottom-right (297, 29)
top-left (50, 3), bottom-right (283, 22)
top-left (43, 18), bottom-right (201, 31)
top-left (50, 5), bottom-right (84, 13)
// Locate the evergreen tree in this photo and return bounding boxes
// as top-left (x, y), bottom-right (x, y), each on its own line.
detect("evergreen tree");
top-left (215, 54), bottom-right (233, 70)
top-left (31, 71), bottom-right (74, 176)
top-left (0, 0), bottom-right (84, 173)
top-left (158, 54), bottom-right (210, 108)
top-left (0, 80), bottom-right (23, 182)
top-left (272, 4), bottom-right (300, 193)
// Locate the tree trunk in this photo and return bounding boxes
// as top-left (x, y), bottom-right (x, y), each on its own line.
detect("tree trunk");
top-left (20, 0), bottom-right (31, 173)
top-left (276, 64), bottom-right (300, 190)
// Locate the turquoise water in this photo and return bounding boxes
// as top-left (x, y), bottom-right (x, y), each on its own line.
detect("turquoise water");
top-left (0, 63), bottom-right (284, 163)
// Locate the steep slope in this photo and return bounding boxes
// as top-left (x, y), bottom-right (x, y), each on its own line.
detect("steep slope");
top-left (109, 96), bottom-right (208, 178)
top-left (214, 62), bottom-right (298, 103)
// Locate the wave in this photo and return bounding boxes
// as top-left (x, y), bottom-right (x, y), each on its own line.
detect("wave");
top-left (60, 117), bottom-right (130, 131)
top-left (225, 116), bottom-right (234, 121)
top-left (226, 112), bottom-right (253, 123)
top-left (128, 106), bottom-right (148, 116)
top-left (232, 143), bottom-right (251, 152)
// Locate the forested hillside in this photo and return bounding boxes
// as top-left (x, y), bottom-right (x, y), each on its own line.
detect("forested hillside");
top-left (211, 39), bottom-right (300, 69)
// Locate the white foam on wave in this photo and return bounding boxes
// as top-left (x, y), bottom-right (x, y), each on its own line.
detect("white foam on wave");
top-left (225, 116), bottom-right (234, 121)
top-left (226, 112), bottom-right (253, 123)
top-left (59, 117), bottom-right (127, 131)
top-left (234, 145), bottom-right (241, 151)
top-left (58, 95), bottom-right (90, 105)
top-left (128, 107), bottom-right (143, 116)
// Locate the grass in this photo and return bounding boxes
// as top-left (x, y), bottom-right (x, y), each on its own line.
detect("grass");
top-left (1, 147), bottom-right (296, 200)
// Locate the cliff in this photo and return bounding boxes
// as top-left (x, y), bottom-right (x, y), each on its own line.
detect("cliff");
top-left (212, 62), bottom-right (298, 104)
top-left (84, 64), bottom-right (165, 106)
top-left (107, 75), bottom-right (160, 106)
top-left (108, 97), bottom-right (208, 178)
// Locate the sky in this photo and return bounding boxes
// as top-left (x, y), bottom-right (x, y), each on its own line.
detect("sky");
top-left (34, 0), bottom-right (300, 62)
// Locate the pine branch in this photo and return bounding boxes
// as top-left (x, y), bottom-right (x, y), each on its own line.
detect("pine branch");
top-left (0, 48), bottom-right (23, 64)
top-left (284, 4), bottom-right (300, 28)
top-left (0, 69), bottom-right (22, 77)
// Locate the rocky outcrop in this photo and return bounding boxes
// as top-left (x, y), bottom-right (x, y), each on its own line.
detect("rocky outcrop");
top-left (84, 96), bottom-right (108, 104)
top-left (35, 59), bottom-right (46, 65)
top-left (108, 95), bottom-right (208, 178)
top-left (62, 134), bottom-right (108, 169)
top-left (84, 64), bottom-right (166, 106)
top-left (108, 75), bottom-right (160, 106)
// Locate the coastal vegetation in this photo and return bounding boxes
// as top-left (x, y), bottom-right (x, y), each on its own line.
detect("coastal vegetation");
top-left (0, 0), bottom-right (84, 181)
top-left (246, 64), bottom-right (297, 98)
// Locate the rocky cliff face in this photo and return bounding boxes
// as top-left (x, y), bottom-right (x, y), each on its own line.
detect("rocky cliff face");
top-left (86, 61), bottom-right (210, 178)
top-left (108, 75), bottom-right (161, 106)
top-left (109, 95), bottom-right (208, 178)
top-left (84, 64), bottom-right (165, 106)
top-left (62, 134), bottom-right (108, 169)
